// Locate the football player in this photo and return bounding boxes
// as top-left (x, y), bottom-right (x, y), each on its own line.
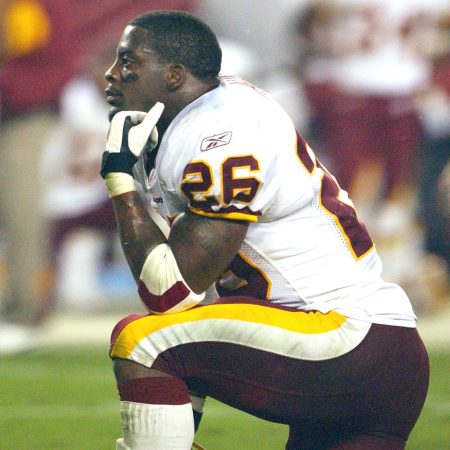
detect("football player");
top-left (101, 10), bottom-right (429, 450)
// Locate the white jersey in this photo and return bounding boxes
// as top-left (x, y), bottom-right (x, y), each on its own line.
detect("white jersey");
top-left (136, 77), bottom-right (416, 328)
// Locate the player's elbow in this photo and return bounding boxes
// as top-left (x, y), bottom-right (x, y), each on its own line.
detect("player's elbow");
top-left (137, 243), bottom-right (205, 314)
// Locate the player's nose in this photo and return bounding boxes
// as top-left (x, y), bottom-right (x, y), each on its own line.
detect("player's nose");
top-left (105, 59), bottom-right (120, 83)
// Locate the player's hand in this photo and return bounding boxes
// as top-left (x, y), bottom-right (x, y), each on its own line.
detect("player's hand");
top-left (100, 102), bottom-right (165, 178)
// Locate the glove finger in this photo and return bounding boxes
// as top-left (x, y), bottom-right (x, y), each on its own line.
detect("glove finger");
top-left (130, 112), bottom-right (147, 125)
top-left (107, 111), bottom-right (144, 153)
top-left (110, 110), bottom-right (131, 128)
top-left (106, 111), bottom-right (130, 150)
top-left (149, 126), bottom-right (158, 148)
top-left (128, 103), bottom-right (164, 156)
top-left (122, 116), bottom-right (135, 147)
top-left (141, 102), bottom-right (165, 130)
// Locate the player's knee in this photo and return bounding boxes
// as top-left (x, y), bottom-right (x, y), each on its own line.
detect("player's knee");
top-left (112, 358), bottom-right (170, 383)
top-left (110, 313), bottom-right (147, 351)
top-left (109, 314), bottom-right (178, 383)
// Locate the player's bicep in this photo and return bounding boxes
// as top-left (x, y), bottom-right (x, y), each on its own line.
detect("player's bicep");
top-left (169, 211), bottom-right (248, 294)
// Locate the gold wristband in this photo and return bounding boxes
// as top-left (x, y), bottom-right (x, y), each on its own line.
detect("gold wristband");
top-left (105, 172), bottom-right (136, 197)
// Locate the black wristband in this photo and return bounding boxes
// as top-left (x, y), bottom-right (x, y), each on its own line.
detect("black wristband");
top-left (100, 151), bottom-right (137, 178)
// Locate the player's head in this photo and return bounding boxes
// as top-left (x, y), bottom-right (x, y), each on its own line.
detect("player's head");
top-left (105, 10), bottom-right (222, 121)
top-left (130, 11), bottom-right (222, 80)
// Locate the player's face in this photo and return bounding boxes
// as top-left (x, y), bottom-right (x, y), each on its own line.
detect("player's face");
top-left (105, 25), bottom-right (167, 120)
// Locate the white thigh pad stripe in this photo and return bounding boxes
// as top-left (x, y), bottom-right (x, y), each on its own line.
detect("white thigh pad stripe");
top-left (127, 317), bottom-right (371, 367)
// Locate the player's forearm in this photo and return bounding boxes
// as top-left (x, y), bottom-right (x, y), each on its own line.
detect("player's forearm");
top-left (111, 190), bottom-right (167, 281)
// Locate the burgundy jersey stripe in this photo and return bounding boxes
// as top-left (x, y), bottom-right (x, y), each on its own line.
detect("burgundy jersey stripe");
top-left (319, 167), bottom-right (373, 258)
top-left (216, 254), bottom-right (270, 299)
top-left (296, 131), bottom-right (315, 173)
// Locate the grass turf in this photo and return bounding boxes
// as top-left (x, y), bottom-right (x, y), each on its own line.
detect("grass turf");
top-left (0, 348), bottom-right (448, 449)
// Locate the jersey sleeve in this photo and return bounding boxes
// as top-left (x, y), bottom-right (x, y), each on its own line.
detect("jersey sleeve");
top-left (178, 115), bottom-right (288, 222)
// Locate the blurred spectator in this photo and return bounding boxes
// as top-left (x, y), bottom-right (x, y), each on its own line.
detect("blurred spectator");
top-left (415, 12), bottom-right (450, 263)
top-left (0, 0), bottom-right (57, 353)
top-left (297, 0), bottom-right (429, 208)
top-left (415, 11), bottom-right (450, 306)
top-left (375, 5), bottom-right (450, 310)
top-left (295, 0), bottom-right (450, 309)
top-left (0, 0), bottom-right (197, 354)
top-left (40, 48), bottom-right (125, 312)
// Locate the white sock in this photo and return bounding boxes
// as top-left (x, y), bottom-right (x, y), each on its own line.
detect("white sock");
top-left (116, 438), bottom-right (131, 449)
top-left (118, 401), bottom-right (194, 450)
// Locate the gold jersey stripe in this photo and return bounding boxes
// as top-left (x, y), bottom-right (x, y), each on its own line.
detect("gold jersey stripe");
top-left (190, 208), bottom-right (259, 222)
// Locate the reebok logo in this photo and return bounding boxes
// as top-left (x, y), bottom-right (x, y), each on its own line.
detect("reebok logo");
top-left (201, 131), bottom-right (232, 151)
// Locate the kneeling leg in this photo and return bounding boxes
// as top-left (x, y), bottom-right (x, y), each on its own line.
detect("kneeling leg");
top-left (113, 358), bottom-right (195, 450)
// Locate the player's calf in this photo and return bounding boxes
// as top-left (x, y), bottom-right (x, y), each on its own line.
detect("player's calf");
top-left (114, 362), bottom-right (195, 449)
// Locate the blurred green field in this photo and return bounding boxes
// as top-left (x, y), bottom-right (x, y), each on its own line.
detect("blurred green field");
top-left (0, 348), bottom-right (448, 450)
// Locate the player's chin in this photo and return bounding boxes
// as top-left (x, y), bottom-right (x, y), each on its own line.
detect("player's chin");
top-left (108, 105), bottom-right (122, 122)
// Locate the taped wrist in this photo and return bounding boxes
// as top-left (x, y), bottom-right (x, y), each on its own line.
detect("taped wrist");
top-left (138, 243), bottom-right (205, 314)
top-left (100, 151), bottom-right (136, 178)
top-left (105, 172), bottom-right (136, 197)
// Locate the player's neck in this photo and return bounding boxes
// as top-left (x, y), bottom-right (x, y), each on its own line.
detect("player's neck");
top-left (164, 76), bottom-right (220, 123)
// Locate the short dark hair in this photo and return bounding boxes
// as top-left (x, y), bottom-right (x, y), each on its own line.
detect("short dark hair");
top-left (129, 10), bottom-right (222, 79)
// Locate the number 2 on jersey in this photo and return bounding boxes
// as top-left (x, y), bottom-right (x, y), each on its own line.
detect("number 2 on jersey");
top-left (296, 132), bottom-right (374, 260)
top-left (181, 156), bottom-right (261, 210)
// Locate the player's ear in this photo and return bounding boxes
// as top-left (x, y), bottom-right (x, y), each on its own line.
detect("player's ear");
top-left (165, 64), bottom-right (186, 91)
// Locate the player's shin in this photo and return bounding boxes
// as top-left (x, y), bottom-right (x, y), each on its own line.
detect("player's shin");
top-left (116, 376), bottom-right (195, 449)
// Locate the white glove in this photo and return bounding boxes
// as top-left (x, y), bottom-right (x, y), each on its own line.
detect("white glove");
top-left (128, 102), bottom-right (165, 156)
top-left (101, 102), bottom-right (165, 178)
top-left (106, 101), bottom-right (165, 157)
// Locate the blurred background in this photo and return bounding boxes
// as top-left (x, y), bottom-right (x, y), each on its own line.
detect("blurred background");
top-left (0, 0), bottom-right (449, 447)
